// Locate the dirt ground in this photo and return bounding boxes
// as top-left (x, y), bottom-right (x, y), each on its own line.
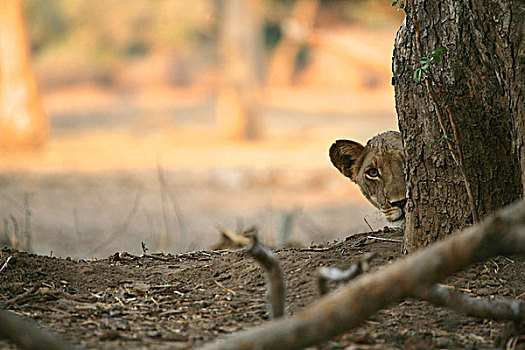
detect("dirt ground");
top-left (0, 227), bottom-right (523, 349)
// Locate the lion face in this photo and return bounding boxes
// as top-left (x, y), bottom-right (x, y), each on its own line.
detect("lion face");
top-left (329, 131), bottom-right (406, 223)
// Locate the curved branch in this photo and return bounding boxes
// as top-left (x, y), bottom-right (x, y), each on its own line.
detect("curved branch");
top-left (246, 233), bottom-right (286, 319)
top-left (421, 284), bottom-right (524, 322)
top-left (318, 252), bottom-right (375, 296)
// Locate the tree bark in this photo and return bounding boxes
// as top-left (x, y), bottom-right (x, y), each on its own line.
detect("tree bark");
top-left (0, 0), bottom-right (48, 149)
top-left (216, 0), bottom-right (264, 140)
top-left (393, 0), bottom-right (523, 252)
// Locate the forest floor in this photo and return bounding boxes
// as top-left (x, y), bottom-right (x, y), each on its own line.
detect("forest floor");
top-left (1, 227), bottom-right (523, 349)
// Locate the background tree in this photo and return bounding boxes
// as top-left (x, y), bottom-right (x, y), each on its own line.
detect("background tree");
top-left (393, 0), bottom-right (524, 252)
top-left (266, 0), bottom-right (320, 86)
top-left (216, 0), bottom-right (264, 140)
top-left (0, 0), bottom-right (48, 149)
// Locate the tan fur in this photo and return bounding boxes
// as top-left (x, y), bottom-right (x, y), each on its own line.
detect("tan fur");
top-left (330, 131), bottom-right (406, 223)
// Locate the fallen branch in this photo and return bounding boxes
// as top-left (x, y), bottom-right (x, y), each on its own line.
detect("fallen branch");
top-left (0, 309), bottom-right (75, 350)
top-left (320, 255), bottom-right (524, 321)
top-left (200, 200), bottom-right (525, 350)
top-left (246, 233), bottom-right (285, 319)
top-left (318, 252), bottom-right (376, 296)
top-left (421, 284), bottom-right (525, 322)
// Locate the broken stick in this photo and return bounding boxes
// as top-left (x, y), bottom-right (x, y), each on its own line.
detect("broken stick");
top-left (246, 233), bottom-right (285, 319)
top-left (318, 252), bottom-right (376, 295)
top-left (421, 284), bottom-right (525, 322)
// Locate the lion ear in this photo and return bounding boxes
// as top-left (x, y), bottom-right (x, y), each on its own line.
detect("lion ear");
top-left (329, 140), bottom-right (364, 181)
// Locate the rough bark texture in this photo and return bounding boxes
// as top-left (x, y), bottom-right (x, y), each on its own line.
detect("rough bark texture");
top-left (393, 0), bottom-right (524, 252)
top-left (0, 0), bottom-right (48, 149)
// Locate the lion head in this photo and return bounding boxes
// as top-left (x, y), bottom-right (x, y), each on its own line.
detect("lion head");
top-left (329, 131), bottom-right (407, 223)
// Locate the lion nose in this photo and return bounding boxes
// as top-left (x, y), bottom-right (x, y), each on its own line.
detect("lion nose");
top-left (390, 199), bottom-right (407, 209)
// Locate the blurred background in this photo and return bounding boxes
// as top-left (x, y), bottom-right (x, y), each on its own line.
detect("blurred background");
top-left (0, 0), bottom-right (403, 258)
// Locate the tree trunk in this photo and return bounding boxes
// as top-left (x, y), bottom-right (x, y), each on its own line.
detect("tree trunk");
top-left (0, 0), bottom-right (48, 149)
top-left (267, 0), bottom-right (320, 86)
top-left (216, 0), bottom-right (264, 140)
top-left (393, 0), bottom-right (523, 252)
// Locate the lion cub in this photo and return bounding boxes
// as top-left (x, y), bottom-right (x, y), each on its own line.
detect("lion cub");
top-left (329, 131), bottom-right (407, 223)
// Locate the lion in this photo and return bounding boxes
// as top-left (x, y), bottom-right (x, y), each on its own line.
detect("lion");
top-left (329, 131), bottom-right (407, 223)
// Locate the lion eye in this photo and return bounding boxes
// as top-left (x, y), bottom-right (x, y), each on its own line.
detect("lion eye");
top-left (365, 168), bottom-right (379, 178)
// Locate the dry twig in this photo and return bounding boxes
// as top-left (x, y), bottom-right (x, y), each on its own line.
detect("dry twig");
top-left (200, 200), bottom-right (525, 350)
top-left (246, 233), bottom-right (285, 319)
top-left (6, 283), bottom-right (42, 305)
top-left (85, 186), bottom-right (143, 257)
top-left (157, 161), bottom-right (186, 251)
top-left (421, 284), bottom-right (524, 322)
top-left (214, 280), bottom-right (237, 295)
top-left (367, 236), bottom-right (403, 243)
top-left (363, 216), bottom-right (374, 231)
top-left (143, 254), bottom-right (169, 261)
top-left (318, 252), bottom-right (376, 296)
top-left (22, 194), bottom-right (32, 252)
top-left (0, 256), bottom-right (11, 273)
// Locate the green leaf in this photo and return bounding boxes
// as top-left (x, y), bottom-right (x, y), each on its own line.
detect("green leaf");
top-left (414, 69), bottom-right (422, 82)
top-left (434, 46), bottom-right (447, 55)
top-left (439, 135), bottom-right (452, 143)
top-left (392, 1), bottom-right (398, 6)
top-left (429, 47), bottom-right (447, 61)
